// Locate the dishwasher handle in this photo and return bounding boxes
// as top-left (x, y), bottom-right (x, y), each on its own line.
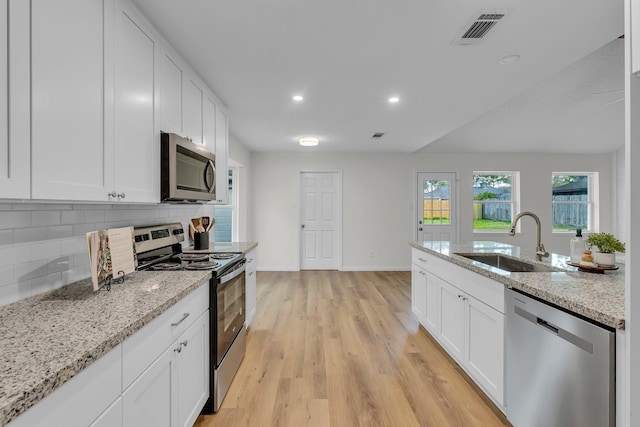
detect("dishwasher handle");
top-left (514, 305), bottom-right (594, 354)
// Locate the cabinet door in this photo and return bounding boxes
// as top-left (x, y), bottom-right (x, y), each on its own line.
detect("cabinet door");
top-left (123, 345), bottom-right (176, 427)
top-left (160, 45), bottom-right (185, 135)
top-left (424, 270), bottom-right (439, 333)
top-left (245, 249), bottom-right (257, 326)
top-left (438, 280), bottom-right (466, 363)
top-left (203, 94), bottom-right (217, 152)
top-left (31, 0), bottom-right (110, 201)
top-left (466, 296), bottom-right (505, 405)
top-left (214, 107), bottom-right (229, 204)
top-left (183, 76), bottom-right (204, 145)
top-left (176, 311), bottom-right (209, 427)
top-left (90, 398), bottom-right (123, 427)
top-left (0, 0), bottom-right (30, 199)
top-left (411, 266), bottom-right (427, 325)
top-left (111, 0), bottom-right (159, 202)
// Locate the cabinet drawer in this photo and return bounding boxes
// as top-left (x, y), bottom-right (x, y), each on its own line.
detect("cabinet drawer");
top-left (122, 283), bottom-right (208, 389)
top-left (411, 248), bottom-right (430, 269)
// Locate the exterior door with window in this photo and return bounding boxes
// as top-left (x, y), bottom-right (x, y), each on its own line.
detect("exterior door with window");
top-left (417, 172), bottom-right (457, 242)
top-left (300, 171), bottom-right (342, 270)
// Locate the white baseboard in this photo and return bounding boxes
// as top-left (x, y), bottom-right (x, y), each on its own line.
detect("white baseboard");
top-left (340, 266), bottom-right (411, 272)
top-left (256, 266), bottom-right (299, 272)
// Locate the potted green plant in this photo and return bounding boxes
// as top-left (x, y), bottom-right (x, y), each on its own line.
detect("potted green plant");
top-left (586, 232), bottom-right (625, 266)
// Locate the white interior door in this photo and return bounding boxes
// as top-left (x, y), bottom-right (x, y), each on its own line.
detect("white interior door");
top-left (300, 171), bottom-right (342, 270)
top-left (417, 172), bottom-right (457, 242)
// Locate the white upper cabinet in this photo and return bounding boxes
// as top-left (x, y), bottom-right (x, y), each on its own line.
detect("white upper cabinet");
top-left (160, 45), bottom-right (185, 136)
top-left (183, 76), bottom-right (205, 145)
top-left (31, 0), bottom-right (110, 201)
top-left (111, 0), bottom-right (160, 202)
top-left (213, 106), bottom-right (229, 204)
top-left (30, 0), bottom-right (159, 202)
top-left (0, 0), bottom-right (30, 199)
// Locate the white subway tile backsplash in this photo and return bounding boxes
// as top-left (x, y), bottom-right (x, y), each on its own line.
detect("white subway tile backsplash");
top-left (0, 231), bottom-right (13, 247)
top-left (32, 210), bottom-right (61, 226)
top-left (61, 210), bottom-right (86, 224)
top-left (0, 211), bottom-right (31, 229)
top-left (47, 225), bottom-right (74, 240)
top-left (0, 201), bottom-right (210, 306)
top-left (0, 245), bottom-right (31, 268)
top-left (14, 227), bottom-right (47, 244)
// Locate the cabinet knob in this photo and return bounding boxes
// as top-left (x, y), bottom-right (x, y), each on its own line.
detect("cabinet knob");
top-left (174, 346), bottom-right (182, 353)
top-left (108, 191), bottom-right (117, 198)
top-left (181, 340), bottom-right (188, 347)
top-left (117, 192), bottom-right (126, 199)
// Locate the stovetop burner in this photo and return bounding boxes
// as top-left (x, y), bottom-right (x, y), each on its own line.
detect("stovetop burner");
top-left (152, 262), bottom-right (183, 271)
top-left (181, 253), bottom-right (210, 262)
top-left (184, 261), bottom-right (221, 270)
top-left (211, 253), bottom-right (236, 260)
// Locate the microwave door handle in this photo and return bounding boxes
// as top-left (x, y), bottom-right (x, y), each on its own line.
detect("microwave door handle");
top-left (204, 159), bottom-right (216, 194)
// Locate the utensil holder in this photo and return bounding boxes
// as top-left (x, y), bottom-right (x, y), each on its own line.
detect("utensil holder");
top-left (194, 232), bottom-right (209, 250)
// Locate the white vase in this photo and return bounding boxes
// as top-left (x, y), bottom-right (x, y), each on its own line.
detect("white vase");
top-left (594, 252), bottom-right (615, 267)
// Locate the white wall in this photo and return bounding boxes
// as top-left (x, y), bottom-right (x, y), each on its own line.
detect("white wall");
top-left (251, 151), bottom-right (612, 271)
top-left (228, 134), bottom-right (252, 242)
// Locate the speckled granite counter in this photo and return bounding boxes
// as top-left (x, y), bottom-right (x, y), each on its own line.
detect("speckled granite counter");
top-left (183, 241), bottom-right (258, 254)
top-left (410, 241), bottom-right (625, 330)
top-left (0, 270), bottom-right (211, 426)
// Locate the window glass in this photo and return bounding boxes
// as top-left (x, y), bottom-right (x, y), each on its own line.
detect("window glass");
top-left (473, 173), bottom-right (517, 232)
top-left (423, 180), bottom-right (451, 225)
top-left (552, 174), bottom-right (592, 231)
top-left (214, 168), bottom-right (234, 242)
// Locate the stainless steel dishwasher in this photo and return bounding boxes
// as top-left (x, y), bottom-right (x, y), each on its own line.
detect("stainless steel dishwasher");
top-left (506, 288), bottom-right (615, 427)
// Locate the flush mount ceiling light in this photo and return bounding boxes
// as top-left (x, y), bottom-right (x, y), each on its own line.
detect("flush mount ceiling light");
top-left (388, 96), bottom-right (400, 103)
top-left (499, 54), bottom-right (520, 65)
top-left (292, 95), bottom-right (304, 101)
top-left (299, 136), bottom-right (319, 146)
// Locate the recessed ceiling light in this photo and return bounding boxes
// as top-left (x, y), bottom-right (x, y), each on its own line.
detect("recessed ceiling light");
top-left (292, 95), bottom-right (304, 101)
top-left (299, 136), bottom-right (319, 146)
top-left (499, 55), bottom-right (520, 65)
top-left (388, 96), bottom-right (400, 103)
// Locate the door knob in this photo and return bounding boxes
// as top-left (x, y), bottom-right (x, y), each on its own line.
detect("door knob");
top-left (418, 227), bottom-right (423, 231)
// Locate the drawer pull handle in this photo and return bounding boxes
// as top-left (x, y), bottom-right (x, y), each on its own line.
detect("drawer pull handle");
top-left (418, 258), bottom-right (427, 262)
top-left (171, 313), bottom-right (190, 326)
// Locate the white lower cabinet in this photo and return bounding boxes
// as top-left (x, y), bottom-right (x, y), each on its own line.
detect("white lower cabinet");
top-left (245, 248), bottom-right (257, 326)
top-left (90, 398), bottom-right (123, 427)
top-left (8, 285), bottom-right (209, 427)
top-left (411, 249), bottom-right (505, 409)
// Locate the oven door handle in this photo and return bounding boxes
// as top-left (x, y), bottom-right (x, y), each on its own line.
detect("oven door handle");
top-left (219, 259), bottom-right (247, 285)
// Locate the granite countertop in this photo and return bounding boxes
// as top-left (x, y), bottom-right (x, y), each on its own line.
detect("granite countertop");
top-left (410, 241), bottom-right (625, 330)
top-left (182, 241), bottom-right (258, 254)
top-left (0, 270), bottom-right (211, 426)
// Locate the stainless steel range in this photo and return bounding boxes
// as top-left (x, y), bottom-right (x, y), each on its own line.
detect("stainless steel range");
top-left (134, 223), bottom-right (247, 414)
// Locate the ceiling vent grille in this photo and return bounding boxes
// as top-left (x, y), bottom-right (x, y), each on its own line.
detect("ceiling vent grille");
top-left (372, 132), bottom-right (385, 139)
top-left (452, 11), bottom-right (507, 46)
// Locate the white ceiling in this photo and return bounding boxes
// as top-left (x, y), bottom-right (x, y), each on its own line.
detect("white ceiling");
top-left (132, 0), bottom-right (623, 153)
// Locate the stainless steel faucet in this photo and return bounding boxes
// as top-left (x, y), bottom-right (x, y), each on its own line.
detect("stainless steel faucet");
top-left (509, 211), bottom-right (549, 261)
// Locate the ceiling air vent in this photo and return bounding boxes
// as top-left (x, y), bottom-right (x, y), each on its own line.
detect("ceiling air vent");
top-left (451, 11), bottom-right (507, 46)
top-left (372, 132), bottom-right (385, 139)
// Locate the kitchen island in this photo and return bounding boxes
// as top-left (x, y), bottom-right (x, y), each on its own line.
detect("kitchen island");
top-left (411, 240), bottom-right (625, 329)
top-left (410, 240), bottom-right (625, 426)
top-left (0, 270), bottom-right (211, 427)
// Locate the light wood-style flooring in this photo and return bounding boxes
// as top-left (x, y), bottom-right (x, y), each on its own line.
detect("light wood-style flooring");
top-left (194, 270), bottom-right (511, 427)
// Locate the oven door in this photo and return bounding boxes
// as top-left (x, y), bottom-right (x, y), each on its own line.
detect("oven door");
top-left (216, 260), bottom-right (246, 366)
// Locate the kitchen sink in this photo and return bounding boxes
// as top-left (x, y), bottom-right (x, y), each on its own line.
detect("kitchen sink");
top-left (454, 253), bottom-right (559, 273)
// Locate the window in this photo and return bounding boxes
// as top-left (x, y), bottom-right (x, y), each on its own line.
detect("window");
top-left (423, 179), bottom-right (451, 225)
top-left (473, 172), bottom-right (518, 232)
top-left (213, 168), bottom-right (236, 242)
top-left (552, 173), bottom-right (596, 232)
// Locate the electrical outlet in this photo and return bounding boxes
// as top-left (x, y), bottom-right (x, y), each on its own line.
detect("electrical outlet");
top-left (369, 251), bottom-right (375, 258)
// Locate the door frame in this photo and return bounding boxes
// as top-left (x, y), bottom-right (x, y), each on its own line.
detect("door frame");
top-left (414, 170), bottom-right (460, 242)
top-left (297, 170), bottom-right (343, 271)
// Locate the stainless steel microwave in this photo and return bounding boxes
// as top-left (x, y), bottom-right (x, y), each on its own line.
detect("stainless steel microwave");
top-left (161, 132), bottom-right (216, 202)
